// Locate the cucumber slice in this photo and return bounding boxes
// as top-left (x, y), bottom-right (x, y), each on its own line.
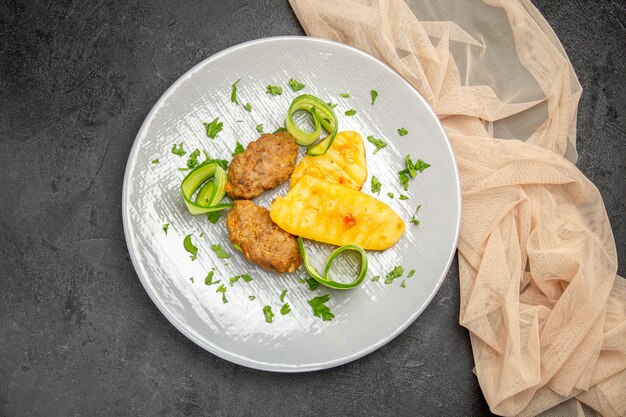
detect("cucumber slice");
top-left (285, 94), bottom-right (338, 155)
top-left (181, 162), bottom-right (231, 215)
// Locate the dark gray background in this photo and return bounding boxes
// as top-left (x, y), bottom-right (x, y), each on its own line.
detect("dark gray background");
top-left (1, 1), bottom-right (624, 416)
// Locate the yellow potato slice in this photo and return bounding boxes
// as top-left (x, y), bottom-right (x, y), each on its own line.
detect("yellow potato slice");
top-left (271, 175), bottom-right (405, 250)
top-left (290, 131), bottom-right (367, 190)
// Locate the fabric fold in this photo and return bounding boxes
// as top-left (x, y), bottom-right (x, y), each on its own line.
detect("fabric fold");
top-left (289, 0), bottom-right (626, 416)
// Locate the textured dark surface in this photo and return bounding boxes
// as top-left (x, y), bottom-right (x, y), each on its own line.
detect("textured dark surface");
top-left (0, 0), bottom-right (624, 416)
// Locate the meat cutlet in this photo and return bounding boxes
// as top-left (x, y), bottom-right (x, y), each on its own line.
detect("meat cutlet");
top-left (225, 132), bottom-right (298, 199)
top-left (226, 200), bottom-right (301, 273)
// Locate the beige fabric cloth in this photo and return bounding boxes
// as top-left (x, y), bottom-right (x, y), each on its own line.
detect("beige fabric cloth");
top-left (288, 1), bottom-right (626, 416)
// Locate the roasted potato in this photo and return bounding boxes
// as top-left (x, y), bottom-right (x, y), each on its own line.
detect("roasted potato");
top-left (290, 131), bottom-right (367, 190)
top-left (270, 175), bottom-right (405, 250)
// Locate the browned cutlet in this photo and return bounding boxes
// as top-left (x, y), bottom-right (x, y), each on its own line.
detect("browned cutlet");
top-left (226, 200), bottom-right (301, 273)
top-left (225, 132), bottom-right (298, 199)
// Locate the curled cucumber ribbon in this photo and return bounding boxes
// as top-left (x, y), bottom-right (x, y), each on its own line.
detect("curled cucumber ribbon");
top-left (297, 237), bottom-right (368, 290)
top-left (286, 94), bottom-right (339, 156)
top-left (181, 162), bottom-right (231, 215)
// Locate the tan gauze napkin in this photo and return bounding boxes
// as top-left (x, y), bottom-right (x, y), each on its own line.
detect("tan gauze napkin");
top-left (289, 0), bottom-right (626, 416)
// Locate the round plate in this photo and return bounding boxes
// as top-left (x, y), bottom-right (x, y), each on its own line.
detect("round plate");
top-left (122, 37), bottom-right (460, 372)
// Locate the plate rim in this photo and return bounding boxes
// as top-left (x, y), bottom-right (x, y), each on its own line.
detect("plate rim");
top-left (122, 35), bottom-right (461, 372)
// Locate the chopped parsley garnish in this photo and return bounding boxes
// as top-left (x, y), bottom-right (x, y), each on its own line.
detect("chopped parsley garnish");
top-left (340, 93), bottom-right (350, 98)
top-left (398, 155), bottom-right (429, 191)
top-left (407, 269), bottom-right (415, 278)
top-left (243, 102), bottom-right (252, 112)
top-left (279, 289), bottom-right (287, 302)
top-left (207, 211), bottom-right (222, 224)
top-left (266, 85), bottom-right (283, 95)
top-left (371, 176), bottom-right (382, 195)
top-left (308, 294), bottom-right (334, 321)
top-left (263, 305), bottom-right (274, 323)
top-left (178, 167), bottom-right (189, 171)
top-left (345, 109), bottom-right (357, 116)
top-left (414, 159), bottom-right (431, 173)
top-left (405, 156), bottom-right (417, 179)
top-left (280, 303), bottom-right (292, 315)
top-left (371, 275), bottom-right (380, 282)
top-left (401, 280), bottom-right (406, 288)
top-left (189, 277), bottom-right (194, 283)
top-left (384, 266), bottom-right (404, 284)
top-left (387, 192), bottom-right (394, 199)
top-left (199, 232), bottom-right (205, 238)
top-left (216, 283), bottom-right (228, 303)
top-left (248, 295), bottom-right (256, 301)
top-left (232, 243), bottom-right (243, 252)
top-left (211, 159), bottom-right (229, 170)
top-left (183, 235), bottom-right (198, 260)
top-left (205, 271), bottom-right (221, 286)
top-left (403, 155), bottom-right (431, 180)
top-left (399, 194), bottom-right (409, 200)
top-left (230, 79), bottom-right (240, 105)
top-left (162, 223), bottom-right (170, 235)
top-left (399, 171), bottom-right (410, 191)
top-left (229, 274), bottom-right (252, 286)
top-left (236, 119), bottom-right (244, 122)
top-left (211, 244), bottom-right (229, 259)
top-left (273, 126), bottom-right (286, 133)
top-left (398, 127), bottom-right (408, 136)
top-left (410, 205), bottom-right (422, 225)
top-left (186, 149), bottom-right (201, 169)
top-left (171, 143), bottom-right (186, 156)
top-left (303, 277), bottom-right (319, 291)
top-left (202, 152), bottom-right (229, 170)
top-left (371, 90), bottom-right (378, 105)
top-left (326, 102), bottom-right (337, 109)
top-left (256, 123), bottom-right (263, 133)
top-left (232, 141), bottom-right (244, 156)
top-left (366, 135), bottom-right (387, 154)
top-left (289, 78), bottom-right (305, 92)
top-left (203, 117), bottom-right (223, 139)
top-left (151, 159), bottom-right (159, 164)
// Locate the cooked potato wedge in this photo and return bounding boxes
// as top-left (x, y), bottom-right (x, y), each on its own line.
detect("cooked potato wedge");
top-left (290, 131), bottom-right (367, 190)
top-left (271, 175), bottom-right (405, 250)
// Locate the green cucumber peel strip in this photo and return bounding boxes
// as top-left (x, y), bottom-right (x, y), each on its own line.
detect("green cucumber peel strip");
top-left (307, 106), bottom-right (339, 156)
top-left (181, 161), bottom-right (231, 215)
top-left (285, 94), bottom-right (338, 155)
top-left (297, 237), bottom-right (368, 290)
top-left (196, 182), bottom-right (213, 206)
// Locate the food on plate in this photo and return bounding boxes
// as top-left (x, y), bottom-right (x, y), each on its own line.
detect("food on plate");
top-left (226, 200), bottom-right (301, 273)
top-left (180, 161), bottom-right (231, 215)
top-left (168, 81), bottom-right (431, 325)
top-left (366, 135), bottom-right (386, 154)
top-left (297, 237), bottom-right (368, 290)
top-left (225, 132), bottom-right (298, 199)
top-left (270, 175), bottom-right (405, 250)
top-left (285, 94), bottom-right (338, 156)
top-left (290, 131), bottom-right (367, 190)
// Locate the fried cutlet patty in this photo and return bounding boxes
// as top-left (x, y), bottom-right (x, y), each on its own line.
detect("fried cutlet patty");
top-left (226, 200), bottom-right (301, 273)
top-left (225, 132), bottom-right (298, 199)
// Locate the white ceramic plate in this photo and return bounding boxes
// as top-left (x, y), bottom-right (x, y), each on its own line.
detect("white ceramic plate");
top-left (122, 37), bottom-right (460, 372)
